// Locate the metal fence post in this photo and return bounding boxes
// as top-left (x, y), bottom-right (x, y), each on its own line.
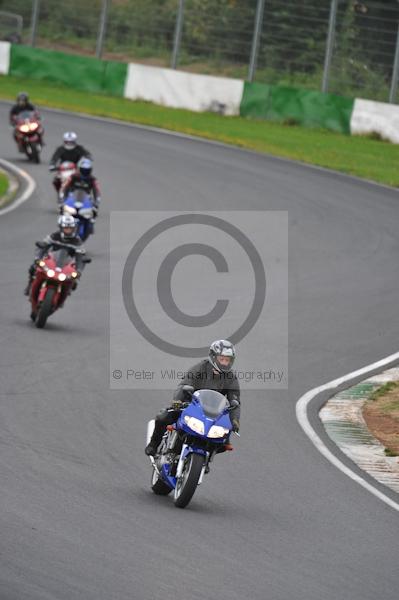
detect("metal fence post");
top-left (248, 0), bottom-right (266, 82)
top-left (171, 0), bottom-right (185, 69)
top-left (30, 0), bottom-right (41, 47)
top-left (96, 0), bottom-right (110, 59)
top-left (322, 0), bottom-right (338, 93)
top-left (389, 23), bottom-right (399, 103)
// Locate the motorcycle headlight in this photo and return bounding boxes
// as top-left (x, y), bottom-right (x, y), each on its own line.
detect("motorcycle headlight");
top-left (47, 269), bottom-right (55, 278)
top-left (38, 260), bottom-right (46, 267)
top-left (71, 271), bottom-right (78, 278)
top-left (207, 425), bottom-right (230, 438)
top-left (64, 205), bottom-right (77, 215)
top-left (58, 273), bottom-right (67, 281)
top-left (79, 209), bottom-right (93, 218)
top-left (29, 123), bottom-right (38, 131)
top-left (184, 416), bottom-right (204, 435)
top-left (19, 124), bottom-right (30, 133)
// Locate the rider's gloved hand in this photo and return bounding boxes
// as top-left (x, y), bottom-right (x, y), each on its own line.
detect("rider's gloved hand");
top-left (49, 164), bottom-right (56, 172)
top-left (232, 419), bottom-right (240, 433)
top-left (171, 400), bottom-right (183, 411)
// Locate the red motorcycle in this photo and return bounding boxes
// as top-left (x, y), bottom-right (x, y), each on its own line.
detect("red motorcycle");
top-left (13, 110), bottom-right (44, 164)
top-left (29, 242), bottom-right (90, 328)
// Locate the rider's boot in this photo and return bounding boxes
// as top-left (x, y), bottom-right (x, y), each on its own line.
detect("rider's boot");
top-left (145, 423), bottom-right (164, 456)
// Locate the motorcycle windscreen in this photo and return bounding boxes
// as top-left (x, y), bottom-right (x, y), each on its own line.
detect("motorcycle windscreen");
top-left (194, 389), bottom-right (228, 418)
top-left (17, 110), bottom-right (35, 121)
top-left (50, 248), bottom-right (75, 268)
top-left (74, 189), bottom-right (91, 203)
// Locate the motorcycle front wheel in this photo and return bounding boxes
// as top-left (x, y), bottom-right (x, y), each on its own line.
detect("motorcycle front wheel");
top-left (174, 453), bottom-right (203, 508)
top-left (35, 287), bottom-right (55, 328)
top-left (31, 142), bottom-right (40, 164)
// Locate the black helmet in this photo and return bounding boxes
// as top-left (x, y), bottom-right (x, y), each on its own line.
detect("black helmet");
top-left (208, 339), bottom-right (236, 373)
top-left (79, 158), bottom-right (92, 178)
top-left (17, 92), bottom-right (29, 105)
top-left (58, 214), bottom-right (77, 240)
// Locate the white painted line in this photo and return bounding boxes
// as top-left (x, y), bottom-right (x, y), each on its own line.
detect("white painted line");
top-left (296, 351), bottom-right (399, 513)
top-left (0, 159), bottom-right (36, 216)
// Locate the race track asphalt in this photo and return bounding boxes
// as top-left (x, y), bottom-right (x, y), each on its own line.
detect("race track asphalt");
top-left (0, 102), bottom-right (398, 600)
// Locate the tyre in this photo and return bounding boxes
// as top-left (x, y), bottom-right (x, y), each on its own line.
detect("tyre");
top-left (35, 287), bottom-right (55, 329)
top-left (31, 143), bottom-right (40, 164)
top-left (80, 221), bottom-right (90, 242)
top-left (151, 468), bottom-right (172, 496)
top-left (174, 453), bottom-right (204, 508)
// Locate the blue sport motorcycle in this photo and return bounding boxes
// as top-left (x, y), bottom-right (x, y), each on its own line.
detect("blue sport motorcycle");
top-left (62, 189), bottom-right (95, 241)
top-left (147, 388), bottom-right (238, 508)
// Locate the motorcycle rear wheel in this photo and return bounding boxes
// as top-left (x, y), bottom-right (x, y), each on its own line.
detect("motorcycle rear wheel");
top-left (35, 287), bottom-right (55, 328)
top-left (174, 453), bottom-right (203, 508)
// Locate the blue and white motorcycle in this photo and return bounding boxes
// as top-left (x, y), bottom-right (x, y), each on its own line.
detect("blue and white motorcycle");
top-left (62, 189), bottom-right (95, 242)
top-left (147, 387), bottom-right (238, 508)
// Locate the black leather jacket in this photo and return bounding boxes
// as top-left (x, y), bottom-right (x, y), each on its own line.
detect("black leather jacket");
top-left (50, 145), bottom-right (92, 167)
top-left (174, 359), bottom-right (240, 419)
top-left (37, 232), bottom-right (86, 271)
top-left (10, 103), bottom-right (36, 123)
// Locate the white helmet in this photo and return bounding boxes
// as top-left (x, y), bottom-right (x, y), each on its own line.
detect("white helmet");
top-left (63, 131), bottom-right (77, 149)
top-left (58, 214), bottom-right (77, 239)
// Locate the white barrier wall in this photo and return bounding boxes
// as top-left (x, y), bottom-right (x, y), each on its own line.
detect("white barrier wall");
top-left (0, 41), bottom-right (10, 75)
top-left (124, 63), bottom-right (244, 116)
top-left (351, 98), bottom-right (399, 144)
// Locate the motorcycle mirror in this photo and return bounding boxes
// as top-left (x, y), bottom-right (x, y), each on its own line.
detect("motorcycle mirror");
top-left (182, 385), bottom-right (194, 395)
top-left (82, 257), bottom-right (92, 264)
top-left (35, 241), bottom-right (47, 249)
top-left (227, 399), bottom-right (240, 411)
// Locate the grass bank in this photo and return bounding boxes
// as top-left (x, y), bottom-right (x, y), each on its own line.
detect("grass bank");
top-left (363, 382), bottom-right (399, 457)
top-left (0, 172), bottom-right (9, 197)
top-left (1, 75), bottom-right (399, 187)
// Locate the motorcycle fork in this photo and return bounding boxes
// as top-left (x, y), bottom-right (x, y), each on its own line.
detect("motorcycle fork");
top-left (37, 282), bottom-right (48, 303)
top-left (176, 445), bottom-right (208, 485)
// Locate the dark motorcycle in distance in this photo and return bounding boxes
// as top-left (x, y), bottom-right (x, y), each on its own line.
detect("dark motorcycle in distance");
top-left (13, 110), bottom-right (44, 163)
top-left (29, 242), bottom-right (91, 328)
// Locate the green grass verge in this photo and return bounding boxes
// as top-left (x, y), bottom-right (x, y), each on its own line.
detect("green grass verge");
top-left (369, 382), bottom-right (399, 402)
top-left (0, 172), bottom-right (9, 198)
top-left (2, 75), bottom-right (399, 187)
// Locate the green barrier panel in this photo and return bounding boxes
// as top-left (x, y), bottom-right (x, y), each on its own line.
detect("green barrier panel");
top-left (240, 82), bottom-right (354, 135)
top-left (102, 61), bottom-right (127, 96)
top-left (9, 45), bottom-right (127, 96)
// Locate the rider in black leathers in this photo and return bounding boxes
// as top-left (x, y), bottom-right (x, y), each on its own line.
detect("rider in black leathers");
top-left (24, 215), bottom-right (87, 296)
top-left (9, 92), bottom-right (36, 123)
top-left (61, 158), bottom-right (101, 216)
top-left (49, 132), bottom-right (93, 192)
top-left (145, 340), bottom-right (241, 456)
top-left (9, 92), bottom-right (38, 151)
